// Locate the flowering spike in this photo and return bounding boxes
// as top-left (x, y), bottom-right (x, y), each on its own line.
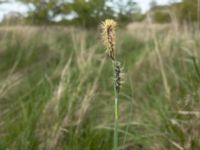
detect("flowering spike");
top-left (101, 19), bottom-right (117, 60)
top-left (114, 61), bottom-right (124, 93)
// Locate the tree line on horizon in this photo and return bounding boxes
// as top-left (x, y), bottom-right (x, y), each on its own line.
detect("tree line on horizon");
top-left (1, 0), bottom-right (200, 27)
top-left (149, 0), bottom-right (199, 24)
top-left (9, 0), bottom-right (141, 27)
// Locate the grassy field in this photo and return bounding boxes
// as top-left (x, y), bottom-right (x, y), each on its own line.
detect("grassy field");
top-left (0, 24), bottom-right (200, 150)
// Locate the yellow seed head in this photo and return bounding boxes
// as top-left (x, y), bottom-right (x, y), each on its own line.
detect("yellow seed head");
top-left (101, 19), bottom-right (117, 60)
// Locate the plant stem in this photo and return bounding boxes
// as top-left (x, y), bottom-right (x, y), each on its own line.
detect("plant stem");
top-left (112, 61), bottom-right (119, 150)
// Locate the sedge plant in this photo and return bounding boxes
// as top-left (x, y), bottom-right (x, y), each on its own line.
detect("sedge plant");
top-left (101, 19), bottom-right (124, 150)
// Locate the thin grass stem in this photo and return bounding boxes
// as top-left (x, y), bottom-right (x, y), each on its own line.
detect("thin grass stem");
top-left (112, 61), bottom-right (119, 150)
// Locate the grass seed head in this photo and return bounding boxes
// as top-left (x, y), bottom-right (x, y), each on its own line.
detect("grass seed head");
top-left (101, 19), bottom-right (117, 60)
top-left (114, 61), bottom-right (124, 93)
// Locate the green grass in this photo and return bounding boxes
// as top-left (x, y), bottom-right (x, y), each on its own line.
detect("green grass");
top-left (0, 25), bottom-right (200, 150)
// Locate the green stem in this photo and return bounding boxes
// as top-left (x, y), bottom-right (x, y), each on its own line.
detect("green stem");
top-left (112, 61), bottom-right (119, 150)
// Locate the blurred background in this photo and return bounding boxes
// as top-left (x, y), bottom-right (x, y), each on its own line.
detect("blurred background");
top-left (0, 0), bottom-right (198, 26)
top-left (0, 0), bottom-right (200, 150)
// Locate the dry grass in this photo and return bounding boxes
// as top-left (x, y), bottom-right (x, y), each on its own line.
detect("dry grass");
top-left (0, 24), bottom-right (199, 150)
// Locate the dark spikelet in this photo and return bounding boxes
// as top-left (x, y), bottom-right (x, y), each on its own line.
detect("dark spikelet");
top-left (114, 61), bottom-right (123, 93)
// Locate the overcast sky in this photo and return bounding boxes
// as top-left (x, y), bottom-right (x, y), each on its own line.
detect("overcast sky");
top-left (0, 0), bottom-right (182, 21)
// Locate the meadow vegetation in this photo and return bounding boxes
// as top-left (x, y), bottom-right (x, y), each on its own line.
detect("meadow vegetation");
top-left (0, 24), bottom-right (200, 150)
